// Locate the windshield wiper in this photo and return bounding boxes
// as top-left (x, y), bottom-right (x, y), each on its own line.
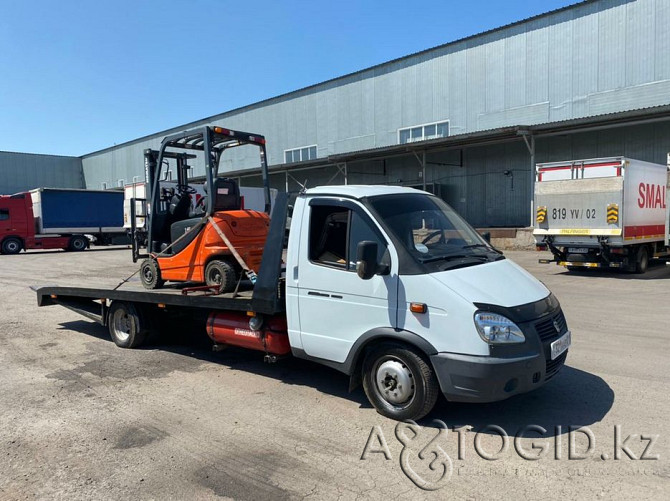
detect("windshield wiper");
top-left (420, 254), bottom-right (488, 264)
top-left (462, 243), bottom-right (505, 257)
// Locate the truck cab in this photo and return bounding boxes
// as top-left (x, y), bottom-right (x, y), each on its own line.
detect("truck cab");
top-left (0, 194), bottom-right (33, 254)
top-left (286, 186), bottom-right (570, 420)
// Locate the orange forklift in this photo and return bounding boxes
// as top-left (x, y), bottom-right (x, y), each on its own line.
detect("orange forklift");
top-left (130, 126), bottom-right (272, 292)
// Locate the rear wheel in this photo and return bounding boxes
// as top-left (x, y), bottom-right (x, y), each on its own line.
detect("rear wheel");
top-left (205, 259), bottom-right (237, 292)
top-left (108, 301), bottom-right (148, 348)
top-left (362, 343), bottom-right (439, 421)
top-left (634, 246), bottom-right (649, 274)
top-left (140, 258), bottom-right (164, 289)
top-left (1, 237), bottom-right (23, 255)
top-left (68, 235), bottom-right (88, 252)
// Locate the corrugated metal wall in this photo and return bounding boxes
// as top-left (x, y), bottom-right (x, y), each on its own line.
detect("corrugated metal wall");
top-left (57, 0), bottom-right (670, 226)
top-left (0, 152), bottom-right (83, 194)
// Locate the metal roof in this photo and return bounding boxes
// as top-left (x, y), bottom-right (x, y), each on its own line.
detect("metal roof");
top-left (81, 0), bottom-right (592, 159)
top-left (224, 103), bottom-right (670, 177)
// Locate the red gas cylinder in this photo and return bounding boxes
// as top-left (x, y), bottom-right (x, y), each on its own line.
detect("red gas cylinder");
top-left (206, 312), bottom-right (290, 355)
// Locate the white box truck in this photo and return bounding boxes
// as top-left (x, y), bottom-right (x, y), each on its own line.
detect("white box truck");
top-left (534, 157), bottom-right (669, 273)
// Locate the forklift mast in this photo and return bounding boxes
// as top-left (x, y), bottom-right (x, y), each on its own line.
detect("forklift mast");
top-left (131, 126), bottom-right (272, 261)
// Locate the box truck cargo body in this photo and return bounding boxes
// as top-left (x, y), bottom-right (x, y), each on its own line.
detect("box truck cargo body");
top-left (534, 157), bottom-right (669, 273)
top-left (0, 188), bottom-right (126, 254)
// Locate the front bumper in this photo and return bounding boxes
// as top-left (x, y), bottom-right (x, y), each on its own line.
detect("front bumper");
top-left (431, 351), bottom-right (567, 403)
top-left (431, 303), bottom-right (570, 403)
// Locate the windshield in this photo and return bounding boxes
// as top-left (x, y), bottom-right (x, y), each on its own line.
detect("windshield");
top-left (369, 193), bottom-right (503, 270)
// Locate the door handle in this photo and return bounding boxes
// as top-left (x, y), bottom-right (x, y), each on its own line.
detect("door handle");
top-left (307, 291), bottom-right (330, 298)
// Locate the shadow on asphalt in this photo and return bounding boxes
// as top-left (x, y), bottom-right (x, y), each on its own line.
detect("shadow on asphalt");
top-left (557, 259), bottom-right (669, 280)
top-left (58, 319), bottom-right (372, 409)
top-left (20, 246), bottom-right (131, 256)
top-left (59, 320), bottom-right (614, 432)
top-left (426, 365), bottom-right (614, 436)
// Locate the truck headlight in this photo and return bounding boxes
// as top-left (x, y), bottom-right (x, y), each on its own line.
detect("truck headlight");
top-left (474, 312), bottom-right (525, 344)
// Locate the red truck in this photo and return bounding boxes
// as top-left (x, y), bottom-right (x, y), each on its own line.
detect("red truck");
top-left (0, 188), bottom-right (126, 254)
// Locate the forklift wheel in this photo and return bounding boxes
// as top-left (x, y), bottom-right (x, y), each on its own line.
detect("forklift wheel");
top-left (140, 259), bottom-right (164, 289)
top-left (205, 259), bottom-right (237, 293)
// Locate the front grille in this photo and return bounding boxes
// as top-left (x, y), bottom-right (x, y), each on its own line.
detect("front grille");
top-left (535, 310), bottom-right (567, 342)
top-left (545, 351), bottom-right (568, 380)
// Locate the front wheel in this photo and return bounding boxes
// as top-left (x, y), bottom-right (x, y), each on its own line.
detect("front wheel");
top-left (108, 301), bottom-right (149, 348)
top-left (362, 343), bottom-right (439, 421)
top-left (140, 259), bottom-right (164, 289)
top-left (1, 237), bottom-right (23, 255)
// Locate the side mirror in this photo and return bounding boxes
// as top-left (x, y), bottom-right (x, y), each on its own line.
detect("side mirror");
top-left (356, 241), bottom-right (378, 280)
top-left (482, 231), bottom-right (491, 243)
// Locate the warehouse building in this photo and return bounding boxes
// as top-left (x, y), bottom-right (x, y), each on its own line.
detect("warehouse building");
top-left (2, 0), bottom-right (670, 228)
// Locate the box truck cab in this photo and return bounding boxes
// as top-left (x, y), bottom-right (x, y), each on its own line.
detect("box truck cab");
top-left (286, 186), bottom-right (570, 420)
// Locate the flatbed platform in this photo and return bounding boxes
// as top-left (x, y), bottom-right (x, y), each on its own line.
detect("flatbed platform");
top-left (34, 282), bottom-right (258, 326)
top-left (36, 284), bottom-right (254, 309)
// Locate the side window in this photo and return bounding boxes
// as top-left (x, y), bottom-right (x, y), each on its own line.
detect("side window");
top-left (309, 206), bottom-right (349, 267)
top-left (309, 204), bottom-right (387, 271)
top-left (0, 209), bottom-right (9, 221)
top-left (347, 211), bottom-right (387, 270)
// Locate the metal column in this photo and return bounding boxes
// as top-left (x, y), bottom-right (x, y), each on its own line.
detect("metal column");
top-left (520, 131), bottom-right (535, 227)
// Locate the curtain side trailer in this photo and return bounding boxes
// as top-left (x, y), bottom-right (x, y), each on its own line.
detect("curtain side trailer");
top-left (0, 188), bottom-right (127, 254)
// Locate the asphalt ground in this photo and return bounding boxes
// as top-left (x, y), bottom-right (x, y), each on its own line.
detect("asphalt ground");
top-left (0, 246), bottom-right (668, 499)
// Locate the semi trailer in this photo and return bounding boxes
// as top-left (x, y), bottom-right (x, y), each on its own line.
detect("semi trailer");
top-left (533, 157), bottom-right (669, 273)
top-left (1, 188), bottom-right (126, 254)
top-left (34, 126), bottom-right (571, 421)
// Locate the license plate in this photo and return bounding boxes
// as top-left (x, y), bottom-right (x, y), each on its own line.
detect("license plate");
top-left (551, 331), bottom-right (571, 360)
top-left (568, 247), bottom-right (589, 254)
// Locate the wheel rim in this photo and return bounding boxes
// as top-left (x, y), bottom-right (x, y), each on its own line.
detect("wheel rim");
top-left (111, 309), bottom-right (132, 343)
top-left (73, 239), bottom-right (85, 250)
top-left (375, 357), bottom-right (415, 405)
top-left (6, 241), bottom-right (19, 252)
top-left (209, 268), bottom-right (222, 285)
top-left (142, 264), bottom-right (154, 284)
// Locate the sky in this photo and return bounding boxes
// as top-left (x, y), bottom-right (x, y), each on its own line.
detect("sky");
top-left (0, 0), bottom-right (579, 157)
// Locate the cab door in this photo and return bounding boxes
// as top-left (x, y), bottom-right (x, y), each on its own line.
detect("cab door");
top-left (296, 199), bottom-right (397, 363)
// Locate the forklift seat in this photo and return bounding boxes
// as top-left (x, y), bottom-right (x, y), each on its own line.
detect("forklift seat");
top-left (211, 178), bottom-right (241, 212)
top-left (169, 217), bottom-right (204, 255)
top-left (166, 178), bottom-right (240, 256)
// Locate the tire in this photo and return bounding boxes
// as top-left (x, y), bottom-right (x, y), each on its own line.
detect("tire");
top-left (1, 237), bottom-right (23, 255)
top-left (362, 343), bottom-right (439, 421)
top-left (108, 301), bottom-right (148, 348)
top-left (68, 235), bottom-right (88, 252)
top-left (140, 258), bottom-right (164, 289)
top-left (634, 246), bottom-right (649, 274)
top-left (205, 259), bottom-right (237, 292)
